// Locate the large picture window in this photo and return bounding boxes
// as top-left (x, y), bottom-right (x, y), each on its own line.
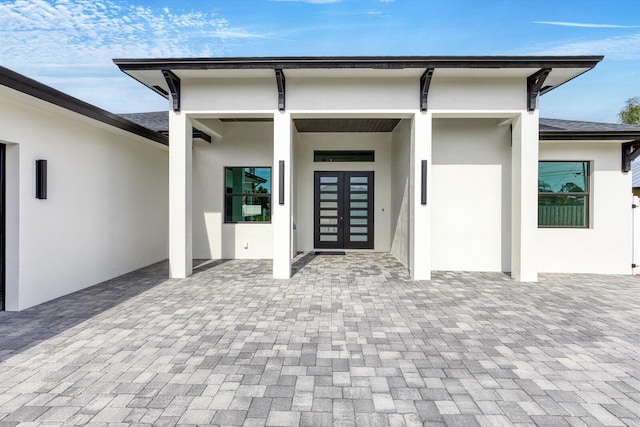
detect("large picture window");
top-left (538, 161), bottom-right (589, 228)
top-left (225, 167), bottom-right (271, 223)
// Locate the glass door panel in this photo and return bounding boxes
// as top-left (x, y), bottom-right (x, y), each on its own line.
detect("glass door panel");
top-left (314, 171), bottom-right (373, 250)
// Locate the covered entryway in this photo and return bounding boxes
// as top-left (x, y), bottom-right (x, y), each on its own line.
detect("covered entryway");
top-left (314, 171), bottom-right (374, 249)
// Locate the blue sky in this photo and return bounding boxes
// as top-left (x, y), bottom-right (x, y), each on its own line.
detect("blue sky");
top-left (1, 0), bottom-right (638, 122)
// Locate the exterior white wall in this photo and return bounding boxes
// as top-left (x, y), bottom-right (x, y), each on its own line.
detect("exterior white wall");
top-left (429, 78), bottom-right (526, 111)
top-left (539, 142), bottom-right (631, 274)
top-left (168, 111), bottom-right (193, 278)
top-left (511, 112), bottom-right (539, 281)
top-left (182, 78), bottom-right (277, 111)
top-left (192, 122), bottom-right (274, 260)
top-left (409, 113), bottom-right (433, 280)
top-left (390, 120), bottom-right (411, 267)
top-left (0, 88), bottom-right (169, 311)
top-left (287, 78), bottom-right (418, 111)
top-left (431, 119), bottom-right (512, 272)
top-left (273, 112), bottom-right (293, 278)
top-left (294, 133), bottom-right (392, 252)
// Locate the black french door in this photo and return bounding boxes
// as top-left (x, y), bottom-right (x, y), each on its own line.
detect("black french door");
top-left (314, 171), bottom-right (374, 249)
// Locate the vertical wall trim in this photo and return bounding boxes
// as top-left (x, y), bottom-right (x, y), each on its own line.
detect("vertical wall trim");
top-left (421, 160), bottom-right (428, 205)
top-left (279, 160), bottom-right (285, 205)
top-left (0, 144), bottom-right (5, 311)
top-left (35, 159), bottom-right (47, 199)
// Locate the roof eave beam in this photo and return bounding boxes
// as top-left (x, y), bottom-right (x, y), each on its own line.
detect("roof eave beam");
top-left (527, 68), bottom-right (551, 112)
top-left (275, 69), bottom-right (286, 111)
top-left (622, 140), bottom-right (640, 172)
top-left (192, 129), bottom-right (212, 143)
top-left (420, 68), bottom-right (434, 112)
top-left (162, 70), bottom-right (181, 112)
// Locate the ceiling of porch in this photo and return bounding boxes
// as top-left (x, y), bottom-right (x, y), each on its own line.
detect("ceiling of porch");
top-left (293, 118), bottom-right (401, 133)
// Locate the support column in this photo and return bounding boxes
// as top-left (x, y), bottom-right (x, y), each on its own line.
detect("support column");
top-left (410, 112), bottom-right (432, 280)
top-left (511, 112), bottom-right (539, 282)
top-left (169, 111), bottom-right (193, 278)
top-left (273, 111), bottom-right (292, 279)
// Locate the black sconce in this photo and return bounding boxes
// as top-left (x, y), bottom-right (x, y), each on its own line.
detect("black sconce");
top-left (279, 160), bottom-right (285, 205)
top-left (36, 159), bottom-right (47, 199)
top-left (421, 160), bottom-right (427, 205)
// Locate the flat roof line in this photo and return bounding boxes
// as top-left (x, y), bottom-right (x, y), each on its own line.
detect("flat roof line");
top-left (113, 55), bottom-right (603, 71)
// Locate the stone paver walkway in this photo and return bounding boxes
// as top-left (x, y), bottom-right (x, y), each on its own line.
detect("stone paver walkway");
top-left (0, 253), bottom-right (640, 426)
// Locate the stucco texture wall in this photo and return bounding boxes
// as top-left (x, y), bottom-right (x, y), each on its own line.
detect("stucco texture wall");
top-left (431, 118), bottom-right (512, 272)
top-left (390, 119), bottom-right (411, 267)
top-left (0, 88), bottom-right (169, 310)
top-left (538, 142), bottom-right (631, 274)
top-left (192, 122), bottom-right (274, 260)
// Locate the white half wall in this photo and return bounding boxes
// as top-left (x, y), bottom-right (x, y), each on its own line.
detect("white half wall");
top-left (0, 88), bottom-right (169, 311)
top-left (431, 119), bottom-right (512, 272)
top-left (294, 132), bottom-right (392, 253)
top-left (192, 121), bottom-right (274, 260)
top-left (539, 142), bottom-right (631, 274)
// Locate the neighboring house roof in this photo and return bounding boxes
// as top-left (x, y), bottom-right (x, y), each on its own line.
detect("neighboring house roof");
top-left (0, 66), bottom-right (168, 146)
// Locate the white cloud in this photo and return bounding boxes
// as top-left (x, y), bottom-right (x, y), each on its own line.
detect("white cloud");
top-left (0, 0), bottom-right (275, 112)
top-left (0, 0), bottom-right (268, 68)
top-left (525, 32), bottom-right (640, 60)
top-left (533, 21), bottom-right (640, 29)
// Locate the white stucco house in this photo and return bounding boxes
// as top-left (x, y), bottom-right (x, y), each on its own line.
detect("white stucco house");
top-left (2, 56), bottom-right (640, 311)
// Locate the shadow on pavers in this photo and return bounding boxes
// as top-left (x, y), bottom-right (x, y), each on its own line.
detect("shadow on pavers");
top-left (0, 260), bottom-right (177, 363)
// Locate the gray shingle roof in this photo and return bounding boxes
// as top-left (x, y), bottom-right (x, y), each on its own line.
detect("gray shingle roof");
top-left (119, 111), bottom-right (168, 133)
top-left (118, 112), bottom-right (640, 137)
top-left (540, 118), bottom-right (640, 132)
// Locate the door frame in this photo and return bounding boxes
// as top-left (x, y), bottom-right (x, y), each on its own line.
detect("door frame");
top-left (314, 170), bottom-right (374, 250)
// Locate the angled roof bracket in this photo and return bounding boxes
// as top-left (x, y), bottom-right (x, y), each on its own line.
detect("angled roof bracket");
top-left (162, 70), bottom-right (181, 112)
top-left (275, 69), bottom-right (286, 111)
top-left (192, 129), bottom-right (212, 143)
top-left (527, 68), bottom-right (551, 112)
top-left (420, 68), bottom-right (434, 112)
top-left (622, 140), bottom-right (640, 172)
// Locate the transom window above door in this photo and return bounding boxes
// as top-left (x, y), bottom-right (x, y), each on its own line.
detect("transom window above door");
top-left (314, 150), bottom-right (375, 162)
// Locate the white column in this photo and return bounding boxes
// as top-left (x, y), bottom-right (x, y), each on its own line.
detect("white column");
top-left (5, 144), bottom-right (20, 310)
top-left (511, 112), bottom-right (539, 282)
top-left (410, 112), bottom-right (432, 280)
top-left (273, 111), bottom-right (293, 279)
top-left (169, 111), bottom-right (193, 278)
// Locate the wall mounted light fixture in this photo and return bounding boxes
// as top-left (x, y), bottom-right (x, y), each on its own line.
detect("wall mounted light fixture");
top-left (421, 160), bottom-right (427, 205)
top-left (279, 160), bottom-right (285, 205)
top-left (36, 159), bottom-right (47, 199)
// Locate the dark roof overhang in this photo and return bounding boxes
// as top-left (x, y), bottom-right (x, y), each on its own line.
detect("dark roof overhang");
top-left (0, 65), bottom-right (168, 146)
top-left (113, 55), bottom-right (603, 71)
top-left (540, 131), bottom-right (640, 141)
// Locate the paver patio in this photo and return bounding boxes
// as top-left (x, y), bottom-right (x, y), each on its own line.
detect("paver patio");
top-left (0, 253), bottom-right (639, 426)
